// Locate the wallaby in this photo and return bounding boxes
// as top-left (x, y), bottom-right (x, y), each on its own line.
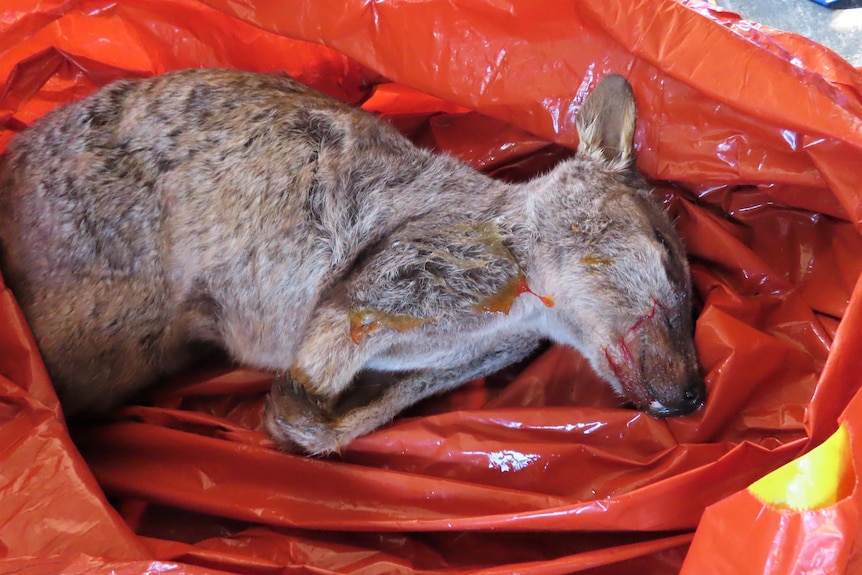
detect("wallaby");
top-left (0, 69), bottom-right (704, 455)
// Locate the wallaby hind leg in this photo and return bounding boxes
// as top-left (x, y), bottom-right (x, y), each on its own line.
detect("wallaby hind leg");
top-left (16, 278), bottom-right (184, 415)
top-left (264, 334), bottom-right (541, 455)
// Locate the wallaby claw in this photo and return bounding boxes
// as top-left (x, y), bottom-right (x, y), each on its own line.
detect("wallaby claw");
top-left (264, 371), bottom-right (342, 455)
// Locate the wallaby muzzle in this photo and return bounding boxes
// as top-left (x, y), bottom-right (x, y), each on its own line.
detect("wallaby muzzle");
top-left (604, 298), bottom-right (705, 417)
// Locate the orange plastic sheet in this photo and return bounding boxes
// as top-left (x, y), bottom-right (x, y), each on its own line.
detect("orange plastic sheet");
top-left (2, 0), bottom-right (862, 573)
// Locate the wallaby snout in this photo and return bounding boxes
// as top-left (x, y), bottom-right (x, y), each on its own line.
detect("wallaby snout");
top-left (603, 298), bottom-right (704, 417)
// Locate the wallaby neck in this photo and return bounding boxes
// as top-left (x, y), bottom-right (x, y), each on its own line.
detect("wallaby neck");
top-left (356, 147), bottom-right (557, 315)
top-left (495, 155), bottom-right (601, 302)
top-left (414, 152), bottom-right (555, 307)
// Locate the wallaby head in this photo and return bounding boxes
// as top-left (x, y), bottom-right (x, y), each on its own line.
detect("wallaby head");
top-left (524, 74), bottom-right (704, 417)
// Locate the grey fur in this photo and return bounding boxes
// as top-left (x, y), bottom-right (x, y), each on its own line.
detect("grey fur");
top-left (0, 69), bottom-right (703, 454)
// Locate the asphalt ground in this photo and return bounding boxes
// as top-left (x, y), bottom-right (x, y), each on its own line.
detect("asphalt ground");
top-left (717, 0), bottom-right (862, 66)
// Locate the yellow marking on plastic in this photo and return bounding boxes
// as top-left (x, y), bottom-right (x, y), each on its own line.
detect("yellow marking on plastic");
top-left (749, 424), bottom-right (854, 511)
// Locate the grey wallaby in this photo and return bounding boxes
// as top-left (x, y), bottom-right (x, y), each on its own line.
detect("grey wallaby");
top-left (0, 69), bottom-right (704, 455)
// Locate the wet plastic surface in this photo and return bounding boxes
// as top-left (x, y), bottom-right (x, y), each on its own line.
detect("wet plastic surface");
top-left (1, 0), bottom-right (862, 572)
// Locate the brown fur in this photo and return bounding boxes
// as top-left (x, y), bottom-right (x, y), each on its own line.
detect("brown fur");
top-left (0, 69), bottom-right (703, 454)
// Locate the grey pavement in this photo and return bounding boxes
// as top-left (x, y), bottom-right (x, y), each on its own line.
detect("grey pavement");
top-left (718, 0), bottom-right (862, 66)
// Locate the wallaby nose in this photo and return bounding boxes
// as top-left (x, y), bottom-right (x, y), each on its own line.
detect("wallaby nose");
top-left (674, 375), bottom-right (706, 416)
top-left (652, 375), bottom-right (705, 418)
top-left (679, 375), bottom-right (705, 414)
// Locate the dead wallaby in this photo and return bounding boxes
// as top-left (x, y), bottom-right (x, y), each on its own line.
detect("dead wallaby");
top-left (0, 69), bottom-right (704, 454)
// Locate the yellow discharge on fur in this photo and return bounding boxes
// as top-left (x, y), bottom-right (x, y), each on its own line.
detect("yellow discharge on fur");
top-left (348, 308), bottom-right (434, 344)
top-left (473, 275), bottom-right (554, 315)
top-left (425, 221), bottom-right (518, 272)
top-left (581, 254), bottom-right (614, 266)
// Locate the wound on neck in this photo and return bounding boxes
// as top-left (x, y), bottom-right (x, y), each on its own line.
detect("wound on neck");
top-left (472, 275), bottom-right (555, 315)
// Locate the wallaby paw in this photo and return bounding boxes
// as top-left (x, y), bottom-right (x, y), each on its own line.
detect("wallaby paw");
top-left (264, 372), bottom-right (343, 456)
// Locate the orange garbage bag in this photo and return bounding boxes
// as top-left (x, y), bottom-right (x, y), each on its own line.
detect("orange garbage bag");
top-left (682, 275), bottom-right (862, 575)
top-left (2, 0), bottom-right (862, 573)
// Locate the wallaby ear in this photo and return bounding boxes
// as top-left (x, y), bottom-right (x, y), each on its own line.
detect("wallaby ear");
top-left (576, 74), bottom-right (636, 163)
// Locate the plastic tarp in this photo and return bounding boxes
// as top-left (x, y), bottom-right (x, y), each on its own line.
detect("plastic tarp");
top-left (2, 0), bottom-right (862, 573)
